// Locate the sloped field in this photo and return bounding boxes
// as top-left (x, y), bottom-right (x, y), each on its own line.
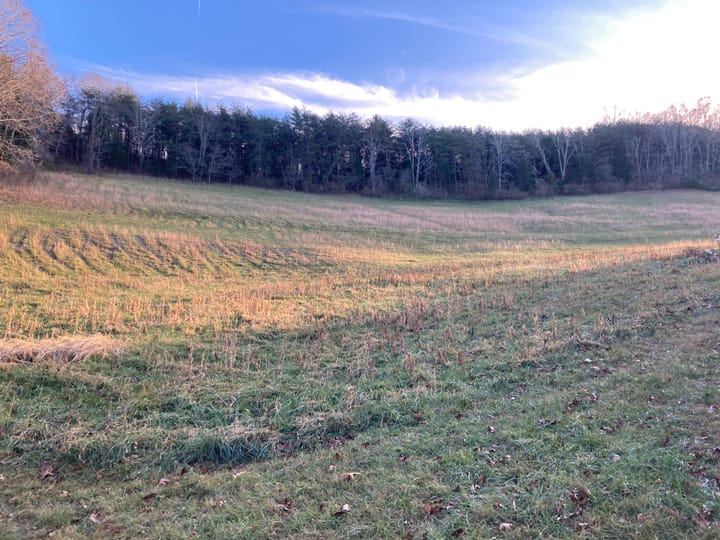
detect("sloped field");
top-left (0, 173), bottom-right (719, 538)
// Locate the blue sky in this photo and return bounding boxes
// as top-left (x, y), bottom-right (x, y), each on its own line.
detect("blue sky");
top-left (26, 0), bottom-right (720, 130)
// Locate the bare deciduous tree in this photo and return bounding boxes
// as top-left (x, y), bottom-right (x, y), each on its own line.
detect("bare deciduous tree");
top-left (490, 131), bottom-right (512, 190)
top-left (399, 118), bottom-right (428, 191)
top-left (554, 128), bottom-right (576, 183)
top-left (531, 131), bottom-right (555, 181)
top-left (0, 0), bottom-right (63, 175)
top-left (363, 115), bottom-right (391, 193)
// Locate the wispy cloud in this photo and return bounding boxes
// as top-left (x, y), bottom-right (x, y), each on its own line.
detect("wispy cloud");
top-left (317, 5), bottom-right (561, 56)
top-left (322, 7), bottom-right (468, 34)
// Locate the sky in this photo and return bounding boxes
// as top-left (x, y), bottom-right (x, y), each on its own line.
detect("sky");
top-left (25, 0), bottom-right (720, 131)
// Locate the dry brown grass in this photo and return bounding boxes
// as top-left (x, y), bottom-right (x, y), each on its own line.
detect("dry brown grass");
top-left (0, 334), bottom-right (122, 364)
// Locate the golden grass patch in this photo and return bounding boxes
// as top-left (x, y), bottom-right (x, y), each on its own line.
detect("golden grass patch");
top-left (0, 334), bottom-right (122, 364)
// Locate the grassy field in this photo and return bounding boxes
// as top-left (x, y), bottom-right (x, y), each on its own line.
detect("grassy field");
top-left (0, 172), bottom-right (719, 539)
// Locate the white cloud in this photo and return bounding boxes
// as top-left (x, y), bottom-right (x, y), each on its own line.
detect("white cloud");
top-left (83, 0), bottom-right (720, 131)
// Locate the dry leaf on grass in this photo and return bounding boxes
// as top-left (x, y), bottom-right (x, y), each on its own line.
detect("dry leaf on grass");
top-left (40, 464), bottom-right (56, 482)
top-left (276, 498), bottom-right (292, 513)
top-left (569, 487), bottom-right (591, 508)
top-left (424, 500), bottom-right (443, 516)
top-left (334, 503), bottom-right (350, 516)
top-left (499, 522), bottom-right (513, 531)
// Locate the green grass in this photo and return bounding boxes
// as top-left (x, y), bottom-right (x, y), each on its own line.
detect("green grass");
top-left (0, 172), bottom-right (719, 538)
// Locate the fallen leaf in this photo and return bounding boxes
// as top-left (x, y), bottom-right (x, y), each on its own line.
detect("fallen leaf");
top-left (499, 522), bottom-right (512, 531)
top-left (232, 470), bottom-right (246, 479)
top-left (341, 472), bottom-right (361, 481)
top-left (334, 503), bottom-right (350, 516)
top-left (424, 501), bottom-right (443, 516)
top-left (451, 527), bottom-right (465, 536)
top-left (565, 398), bottom-right (581, 412)
top-left (612, 454), bottom-right (621, 463)
top-left (569, 487), bottom-right (591, 508)
top-left (663, 507), bottom-right (680, 518)
top-left (694, 507), bottom-right (714, 527)
top-left (277, 498), bottom-right (292, 512)
top-left (157, 477), bottom-right (170, 487)
top-left (556, 510), bottom-right (582, 521)
top-left (88, 512), bottom-right (101, 524)
top-left (488, 425), bottom-right (497, 433)
top-left (142, 493), bottom-right (157, 503)
top-left (527, 478), bottom-right (543, 489)
top-left (40, 464), bottom-right (55, 482)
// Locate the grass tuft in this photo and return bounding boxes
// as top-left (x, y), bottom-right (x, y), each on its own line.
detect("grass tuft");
top-left (181, 430), bottom-right (273, 466)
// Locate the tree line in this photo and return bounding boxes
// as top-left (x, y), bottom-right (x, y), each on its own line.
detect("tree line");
top-left (2, 0), bottom-right (720, 198)
top-left (49, 84), bottom-right (720, 198)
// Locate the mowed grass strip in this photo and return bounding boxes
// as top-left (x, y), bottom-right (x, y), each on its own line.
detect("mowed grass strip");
top-left (0, 172), bottom-right (719, 538)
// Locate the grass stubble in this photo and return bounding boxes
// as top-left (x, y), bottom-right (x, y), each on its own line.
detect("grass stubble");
top-left (0, 172), bottom-right (719, 538)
